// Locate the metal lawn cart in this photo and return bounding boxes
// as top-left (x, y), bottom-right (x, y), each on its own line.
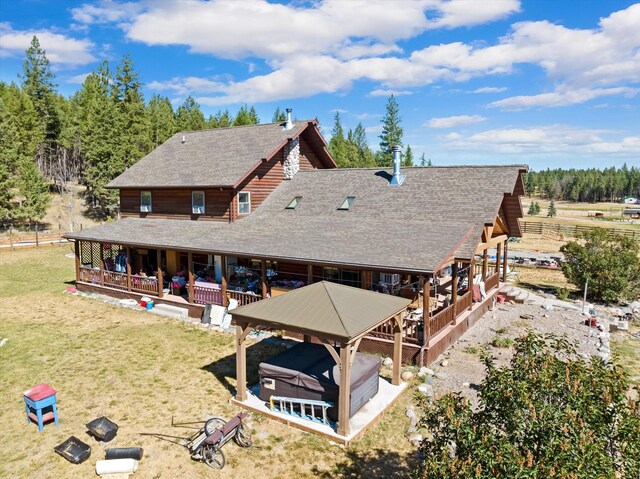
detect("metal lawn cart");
top-left (142, 412), bottom-right (252, 470)
top-left (190, 412), bottom-right (252, 469)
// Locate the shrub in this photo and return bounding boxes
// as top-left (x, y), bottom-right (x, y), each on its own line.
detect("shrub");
top-left (555, 287), bottom-right (570, 300)
top-left (415, 333), bottom-right (640, 479)
top-left (560, 228), bottom-right (640, 303)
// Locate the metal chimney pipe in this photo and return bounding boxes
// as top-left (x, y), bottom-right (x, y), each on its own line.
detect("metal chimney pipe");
top-left (389, 145), bottom-right (405, 186)
top-left (284, 108), bottom-right (293, 130)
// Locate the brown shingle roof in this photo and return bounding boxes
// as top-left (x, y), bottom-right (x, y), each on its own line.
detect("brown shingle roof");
top-left (107, 121), bottom-right (312, 188)
top-left (66, 165), bottom-right (526, 273)
top-left (232, 281), bottom-right (411, 342)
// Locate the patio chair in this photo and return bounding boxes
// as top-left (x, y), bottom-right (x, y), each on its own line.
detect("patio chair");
top-left (506, 263), bottom-right (520, 282)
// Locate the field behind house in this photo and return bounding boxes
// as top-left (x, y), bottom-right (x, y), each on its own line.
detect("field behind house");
top-left (0, 246), bottom-right (415, 479)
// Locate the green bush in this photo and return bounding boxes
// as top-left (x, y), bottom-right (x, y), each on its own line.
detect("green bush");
top-left (415, 333), bottom-right (640, 479)
top-left (560, 228), bottom-right (640, 303)
top-left (556, 287), bottom-right (570, 300)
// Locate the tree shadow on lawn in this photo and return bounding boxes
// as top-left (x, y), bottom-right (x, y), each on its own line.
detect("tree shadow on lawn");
top-left (311, 448), bottom-right (418, 478)
top-left (200, 338), bottom-right (288, 395)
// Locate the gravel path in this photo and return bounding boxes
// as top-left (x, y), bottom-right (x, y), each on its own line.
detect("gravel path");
top-left (426, 301), bottom-right (604, 406)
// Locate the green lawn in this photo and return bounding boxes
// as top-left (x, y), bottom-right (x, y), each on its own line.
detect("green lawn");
top-left (0, 246), bottom-right (416, 478)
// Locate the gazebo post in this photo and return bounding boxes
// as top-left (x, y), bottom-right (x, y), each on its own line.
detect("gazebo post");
top-left (235, 321), bottom-right (252, 402)
top-left (337, 343), bottom-right (352, 437)
top-left (392, 313), bottom-right (403, 385)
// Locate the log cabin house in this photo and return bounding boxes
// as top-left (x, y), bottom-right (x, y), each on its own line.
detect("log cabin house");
top-left (65, 114), bottom-right (527, 365)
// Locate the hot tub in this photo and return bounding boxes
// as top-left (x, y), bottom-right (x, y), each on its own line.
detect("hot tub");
top-left (258, 342), bottom-right (381, 421)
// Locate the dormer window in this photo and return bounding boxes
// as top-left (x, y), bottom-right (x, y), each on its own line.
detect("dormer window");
top-left (192, 191), bottom-right (205, 214)
top-left (140, 191), bottom-right (152, 212)
top-left (286, 196), bottom-right (303, 209)
top-left (338, 196), bottom-right (356, 210)
top-left (238, 192), bottom-right (251, 215)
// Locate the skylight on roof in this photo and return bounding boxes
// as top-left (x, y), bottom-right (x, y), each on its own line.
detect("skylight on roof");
top-left (286, 196), bottom-right (303, 209)
top-left (338, 196), bottom-right (356, 210)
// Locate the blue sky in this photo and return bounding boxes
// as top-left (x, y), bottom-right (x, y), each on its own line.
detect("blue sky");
top-left (1, 0), bottom-right (639, 170)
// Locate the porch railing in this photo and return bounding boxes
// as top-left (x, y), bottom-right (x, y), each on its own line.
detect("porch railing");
top-left (79, 266), bottom-right (101, 284)
top-left (227, 290), bottom-right (262, 307)
top-left (130, 275), bottom-right (158, 295)
top-left (103, 271), bottom-right (128, 291)
top-left (430, 303), bottom-right (455, 338)
top-left (455, 291), bottom-right (472, 316)
top-left (485, 272), bottom-right (500, 292)
top-left (194, 284), bottom-right (223, 305)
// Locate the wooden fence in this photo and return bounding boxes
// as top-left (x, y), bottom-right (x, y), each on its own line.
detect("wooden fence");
top-left (485, 272), bottom-right (500, 292)
top-left (455, 291), bottom-right (472, 316)
top-left (430, 304), bottom-right (455, 338)
top-left (521, 221), bottom-right (640, 240)
top-left (194, 284), bottom-right (223, 305)
top-left (227, 290), bottom-right (262, 307)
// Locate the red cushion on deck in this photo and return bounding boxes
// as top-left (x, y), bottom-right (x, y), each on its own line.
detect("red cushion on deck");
top-left (24, 383), bottom-right (57, 401)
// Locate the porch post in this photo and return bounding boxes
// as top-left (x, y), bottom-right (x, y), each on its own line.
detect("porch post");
top-left (187, 251), bottom-right (194, 304)
top-left (392, 313), bottom-right (403, 385)
top-left (482, 248), bottom-right (488, 281)
top-left (451, 262), bottom-right (458, 323)
top-left (423, 277), bottom-right (431, 342)
top-left (261, 259), bottom-right (268, 298)
top-left (502, 240), bottom-right (509, 282)
top-left (126, 247), bottom-right (132, 292)
top-left (74, 240), bottom-right (80, 283)
top-left (496, 242), bottom-right (502, 274)
top-left (157, 249), bottom-right (163, 298)
top-left (468, 259), bottom-right (475, 311)
top-left (235, 321), bottom-right (250, 402)
top-left (307, 264), bottom-right (313, 285)
top-left (337, 343), bottom-right (352, 437)
top-left (99, 243), bottom-right (104, 286)
top-left (220, 255), bottom-right (228, 307)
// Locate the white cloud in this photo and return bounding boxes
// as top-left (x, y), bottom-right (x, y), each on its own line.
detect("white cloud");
top-left (428, 114), bottom-right (487, 128)
top-left (488, 86), bottom-right (638, 110)
top-left (66, 72), bottom-right (91, 84)
top-left (473, 86), bottom-right (507, 93)
top-left (365, 125), bottom-right (383, 134)
top-left (135, 2), bottom-right (639, 108)
top-left (353, 112), bottom-right (381, 120)
top-left (442, 125), bottom-right (640, 155)
top-left (71, 1), bottom-right (144, 25)
top-left (0, 23), bottom-right (95, 66)
top-left (369, 89), bottom-right (413, 97)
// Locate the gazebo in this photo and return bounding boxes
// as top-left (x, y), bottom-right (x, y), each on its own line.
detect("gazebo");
top-left (230, 281), bottom-right (411, 437)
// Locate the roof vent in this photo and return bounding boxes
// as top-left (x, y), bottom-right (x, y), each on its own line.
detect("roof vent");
top-left (284, 108), bottom-right (293, 130)
top-left (181, 135), bottom-right (186, 144)
top-left (389, 145), bottom-right (405, 186)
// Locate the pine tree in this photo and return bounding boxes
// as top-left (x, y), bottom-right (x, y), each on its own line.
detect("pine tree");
top-left (147, 94), bottom-right (175, 147)
top-left (114, 54), bottom-right (150, 168)
top-left (378, 94), bottom-right (403, 167)
top-left (528, 201), bottom-right (537, 216)
top-left (79, 62), bottom-right (122, 216)
top-left (547, 199), bottom-right (557, 217)
top-left (403, 145), bottom-right (413, 166)
top-left (208, 109), bottom-right (232, 128)
top-left (17, 158), bottom-right (50, 221)
top-left (175, 96), bottom-right (206, 131)
top-left (0, 98), bottom-right (18, 220)
top-left (272, 107), bottom-right (286, 123)
top-left (350, 123), bottom-right (375, 167)
top-left (328, 112), bottom-right (348, 167)
top-left (233, 104), bottom-right (259, 126)
top-left (21, 36), bottom-right (61, 141)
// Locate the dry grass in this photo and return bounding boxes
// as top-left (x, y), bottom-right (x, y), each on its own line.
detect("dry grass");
top-left (611, 324), bottom-right (640, 385)
top-left (0, 246), bottom-right (416, 478)
top-left (513, 266), bottom-right (573, 291)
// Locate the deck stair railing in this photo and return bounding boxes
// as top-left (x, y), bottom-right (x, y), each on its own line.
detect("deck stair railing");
top-left (269, 395), bottom-right (333, 426)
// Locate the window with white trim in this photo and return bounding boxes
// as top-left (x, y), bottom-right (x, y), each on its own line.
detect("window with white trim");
top-left (140, 191), bottom-right (152, 212)
top-left (192, 191), bottom-right (205, 214)
top-left (238, 192), bottom-right (251, 215)
top-left (285, 196), bottom-right (303, 209)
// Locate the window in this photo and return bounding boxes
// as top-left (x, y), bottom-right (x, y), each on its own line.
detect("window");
top-left (323, 267), bottom-right (340, 283)
top-left (285, 196), bottom-right (303, 209)
top-left (140, 191), bottom-right (152, 212)
top-left (338, 196), bottom-right (356, 210)
top-left (238, 192), bottom-right (250, 215)
top-left (192, 191), bottom-right (205, 214)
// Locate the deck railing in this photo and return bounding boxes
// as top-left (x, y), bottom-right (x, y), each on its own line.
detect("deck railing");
top-left (227, 290), bottom-right (262, 306)
top-left (430, 303), bottom-right (455, 338)
top-left (455, 291), bottom-right (472, 316)
top-left (103, 271), bottom-right (128, 291)
top-left (79, 266), bottom-right (101, 284)
top-left (194, 284), bottom-right (223, 305)
top-left (130, 275), bottom-right (158, 295)
top-left (485, 272), bottom-right (500, 292)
